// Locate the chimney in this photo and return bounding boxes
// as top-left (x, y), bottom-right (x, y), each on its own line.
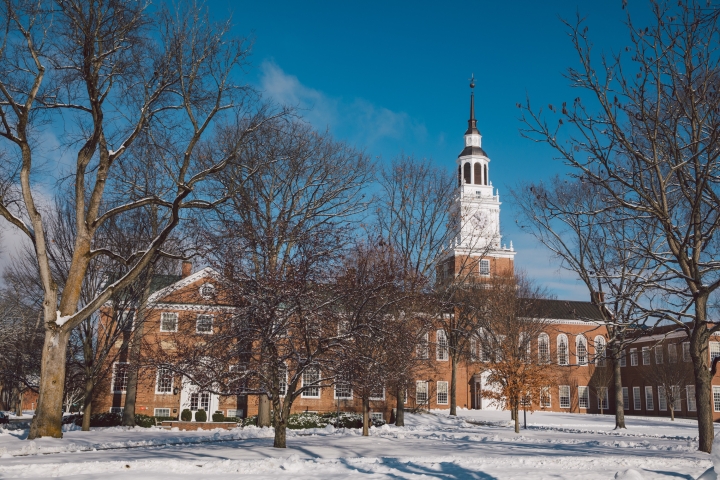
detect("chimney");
top-left (181, 261), bottom-right (192, 278)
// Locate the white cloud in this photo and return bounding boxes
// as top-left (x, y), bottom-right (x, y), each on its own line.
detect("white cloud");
top-left (258, 61), bottom-right (426, 153)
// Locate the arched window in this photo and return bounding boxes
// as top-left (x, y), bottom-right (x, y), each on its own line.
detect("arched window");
top-left (557, 334), bottom-right (569, 366)
top-left (474, 163), bottom-right (482, 185)
top-left (538, 333), bottom-right (550, 363)
top-left (436, 330), bottom-right (449, 361)
top-left (484, 164), bottom-right (488, 185)
top-left (576, 335), bottom-right (588, 366)
top-left (458, 165), bottom-right (462, 187)
top-left (594, 336), bottom-right (606, 367)
top-left (463, 163), bottom-right (471, 184)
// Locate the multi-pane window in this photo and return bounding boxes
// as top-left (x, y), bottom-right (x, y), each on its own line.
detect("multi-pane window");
top-left (160, 312), bottom-right (178, 332)
top-left (594, 336), bottom-right (606, 366)
top-left (671, 386), bottom-right (682, 411)
top-left (598, 387), bottom-right (609, 410)
top-left (110, 407), bottom-right (124, 414)
top-left (437, 381), bottom-right (449, 405)
top-left (538, 333), bottom-right (550, 363)
top-left (578, 386), bottom-right (589, 409)
top-left (557, 335), bottom-right (569, 366)
top-left (710, 342), bottom-right (720, 363)
top-left (154, 408), bottom-right (170, 418)
top-left (479, 259), bottom-right (490, 276)
top-left (226, 409), bottom-right (240, 418)
top-left (641, 347), bottom-right (650, 365)
top-left (655, 346), bottom-right (663, 364)
top-left (619, 350), bottom-right (626, 367)
top-left (334, 379), bottom-right (352, 400)
top-left (645, 386), bottom-right (654, 410)
top-left (480, 334), bottom-right (491, 362)
top-left (658, 386), bottom-right (667, 411)
top-left (687, 385), bottom-right (697, 412)
top-left (683, 342), bottom-right (691, 362)
top-left (713, 386), bottom-right (720, 412)
top-left (622, 387), bottom-right (629, 410)
top-left (301, 368), bottom-right (321, 398)
top-left (630, 348), bottom-right (638, 366)
top-left (519, 333), bottom-right (531, 363)
top-left (576, 336), bottom-right (588, 366)
top-left (278, 363), bottom-right (288, 396)
top-left (540, 387), bottom-right (551, 407)
top-left (436, 330), bottom-right (449, 361)
top-left (559, 385), bottom-right (571, 408)
top-left (668, 344), bottom-right (678, 364)
top-left (112, 362), bottom-right (129, 393)
top-left (417, 332), bottom-right (429, 359)
top-left (633, 386), bottom-right (642, 410)
top-left (470, 337), bottom-right (478, 361)
top-left (370, 412), bottom-right (384, 422)
top-left (416, 381), bottom-right (429, 404)
top-left (190, 392), bottom-right (210, 411)
top-left (196, 314), bottom-right (213, 334)
top-left (370, 387), bottom-right (385, 400)
top-left (155, 367), bottom-right (173, 394)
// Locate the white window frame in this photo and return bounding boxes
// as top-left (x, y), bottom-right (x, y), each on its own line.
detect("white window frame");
top-left (416, 380), bottom-right (429, 404)
top-left (559, 385), bottom-right (570, 409)
top-left (655, 345), bottom-right (663, 365)
top-left (195, 314), bottom-right (214, 334)
top-left (370, 412), bottom-right (384, 422)
top-left (713, 386), bottom-right (720, 412)
top-left (658, 386), bottom-right (667, 411)
top-left (417, 332), bottom-right (429, 359)
top-left (594, 336), bottom-right (606, 367)
top-left (682, 342), bottom-right (691, 362)
top-left (334, 382), bottom-right (353, 400)
top-left (110, 407), bottom-right (124, 414)
top-left (687, 385), bottom-right (697, 412)
top-left (557, 334), bottom-right (569, 366)
top-left (369, 387), bottom-right (385, 401)
top-left (633, 386), bottom-right (642, 410)
top-left (479, 259), bottom-right (490, 276)
top-left (154, 408), bottom-right (171, 418)
top-left (578, 386), bottom-right (589, 409)
top-left (576, 335), bottom-right (588, 366)
top-left (540, 386), bottom-right (551, 408)
top-left (538, 333), bottom-right (550, 363)
top-left (437, 381), bottom-right (449, 405)
top-left (619, 349), bottom-right (626, 367)
top-left (278, 363), bottom-right (288, 397)
top-left (668, 344), bottom-right (678, 364)
top-left (436, 329), bottom-right (449, 361)
top-left (226, 409), bottom-right (240, 418)
top-left (671, 385), bottom-right (682, 411)
top-left (645, 386), bottom-right (654, 410)
top-left (598, 387), bottom-right (609, 410)
top-left (630, 348), bottom-right (638, 366)
top-left (301, 368), bottom-right (321, 398)
top-left (111, 362), bottom-right (129, 393)
top-left (642, 346), bottom-right (651, 365)
top-left (160, 312), bottom-right (178, 332)
top-left (622, 387), bottom-right (629, 410)
top-left (710, 342), bottom-right (720, 364)
top-left (155, 367), bottom-right (173, 394)
top-left (470, 336), bottom-right (478, 362)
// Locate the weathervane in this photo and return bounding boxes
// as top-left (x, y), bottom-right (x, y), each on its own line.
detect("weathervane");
top-left (469, 74), bottom-right (475, 89)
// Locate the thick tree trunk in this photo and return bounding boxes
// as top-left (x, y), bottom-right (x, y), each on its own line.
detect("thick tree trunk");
top-left (513, 405), bottom-right (519, 434)
top-left (29, 328), bottom-right (70, 439)
top-left (395, 387), bottom-right (405, 426)
top-left (273, 401), bottom-right (291, 448)
top-left (690, 315), bottom-right (713, 453)
top-left (14, 390), bottom-right (22, 416)
top-left (362, 396), bottom-right (370, 436)
top-left (258, 394), bottom-right (271, 427)
top-left (82, 376), bottom-right (94, 431)
top-left (450, 354), bottom-right (458, 416)
top-left (612, 353), bottom-right (625, 429)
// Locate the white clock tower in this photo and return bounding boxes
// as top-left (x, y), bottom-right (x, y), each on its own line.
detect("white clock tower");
top-left (443, 77), bottom-right (516, 279)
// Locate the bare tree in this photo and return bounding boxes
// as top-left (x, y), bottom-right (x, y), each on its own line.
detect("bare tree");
top-left (511, 177), bottom-right (659, 428)
top-left (0, 0), bottom-right (269, 438)
top-left (641, 340), bottom-right (692, 421)
top-left (518, 1), bottom-right (720, 451)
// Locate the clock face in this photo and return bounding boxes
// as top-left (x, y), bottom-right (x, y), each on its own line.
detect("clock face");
top-left (466, 137), bottom-right (472, 146)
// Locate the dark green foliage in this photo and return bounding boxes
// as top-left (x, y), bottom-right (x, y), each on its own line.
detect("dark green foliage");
top-left (284, 412), bottom-right (385, 430)
top-left (195, 409), bottom-right (207, 422)
top-left (241, 415), bottom-right (257, 427)
top-left (181, 409), bottom-right (192, 421)
top-left (134, 414), bottom-right (155, 428)
top-left (212, 411), bottom-right (224, 422)
top-left (73, 412), bottom-right (122, 427)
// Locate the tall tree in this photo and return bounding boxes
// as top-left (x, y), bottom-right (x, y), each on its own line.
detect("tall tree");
top-left (519, 1), bottom-right (720, 452)
top-left (0, 0), bottom-right (267, 438)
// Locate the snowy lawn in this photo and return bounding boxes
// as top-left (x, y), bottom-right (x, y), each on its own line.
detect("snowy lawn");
top-left (0, 410), bottom-right (713, 479)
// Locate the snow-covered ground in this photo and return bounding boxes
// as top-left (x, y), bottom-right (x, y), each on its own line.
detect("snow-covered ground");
top-left (0, 409), bottom-right (714, 479)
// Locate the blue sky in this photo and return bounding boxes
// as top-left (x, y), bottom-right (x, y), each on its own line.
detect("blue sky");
top-left (210, 0), bottom-right (648, 300)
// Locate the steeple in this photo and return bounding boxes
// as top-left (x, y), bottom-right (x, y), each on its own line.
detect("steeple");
top-left (466, 75), bottom-right (479, 135)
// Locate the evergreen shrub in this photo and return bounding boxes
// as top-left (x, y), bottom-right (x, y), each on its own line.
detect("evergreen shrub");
top-left (181, 409), bottom-right (192, 421)
top-left (195, 409), bottom-right (207, 422)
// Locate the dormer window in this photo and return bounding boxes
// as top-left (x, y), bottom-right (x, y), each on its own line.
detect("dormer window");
top-left (199, 283), bottom-right (215, 299)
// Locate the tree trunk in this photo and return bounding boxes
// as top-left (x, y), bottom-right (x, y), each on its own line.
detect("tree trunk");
top-left (690, 316), bottom-right (713, 453)
top-left (28, 328), bottom-right (70, 439)
top-left (395, 387), bottom-right (405, 426)
top-left (362, 396), bottom-right (370, 436)
top-left (450, 354), bottom-right (458, 415)
top-left (273, 401), bottom-right (291, 448)
top-left (612, 353), bottom-right (626, 429)
top-left (513, 405), bottom-right (519, 433)
top-left (258, 394), bottom-right (271, 427)
top-left (14, 390), bottom-right (22, 416)
top-left (82, 375), bottom-right (94, 431)
top-left (670, 400), bottom-right (675, 421)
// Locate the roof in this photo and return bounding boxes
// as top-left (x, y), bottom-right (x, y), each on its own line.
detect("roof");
top-left (532, 299), bottom-right (606, 321)
top-left (149, 274), bottom-right (182, 294)
top-left (458, 145), bottom-right (489, 158)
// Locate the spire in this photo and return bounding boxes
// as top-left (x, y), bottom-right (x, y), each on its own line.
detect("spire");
top-left (466, 75), bottom-right (480, 135)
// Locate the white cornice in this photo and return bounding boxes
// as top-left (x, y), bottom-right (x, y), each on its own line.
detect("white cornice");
top-left (147, 303), bottom-right (235, 312)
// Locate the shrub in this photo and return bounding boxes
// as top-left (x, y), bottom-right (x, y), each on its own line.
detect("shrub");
top-left (73, 412), bottom-right (122, 428)
top-left (212, 411), bottom-right (224, 422)
top-left (195, 409), bottom-right (207, 422)
top-left (134, 414), bottom-right (155, 428)
top-left (181, 409), bottom-right (192, 421)
top-left (241, 415), bottom-right (257, 427)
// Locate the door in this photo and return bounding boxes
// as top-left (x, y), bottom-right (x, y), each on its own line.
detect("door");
top-left (179, 378), bottom-right (219, 420)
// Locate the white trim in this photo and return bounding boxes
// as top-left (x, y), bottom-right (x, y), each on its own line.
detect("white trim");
top-left (147, 267), bottom-right (220, 304)
top-left (195, 314), bottom-right (214, 334)
top-left (148, 303), bottom-right (235, 312)
top-left (437, 381), bottom-right (449, 405)
top-left (160, 312), bottom-right (179, 332)
top-left (578, 386), bottom-right (589, 409)
top-left (154, 408), bottom-right (171, 417)
top-left (369, 387), bottom-right (385, 401)
top-left (111, 362), bottom-right (129, 394)
top-left (155, 367), bottom-right (174, 394)
top-left (301, 368), bottom-right (321, 398)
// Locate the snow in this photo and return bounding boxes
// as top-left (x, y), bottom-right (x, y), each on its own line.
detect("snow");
top-left (0, 410), bottom-right (713, 479)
